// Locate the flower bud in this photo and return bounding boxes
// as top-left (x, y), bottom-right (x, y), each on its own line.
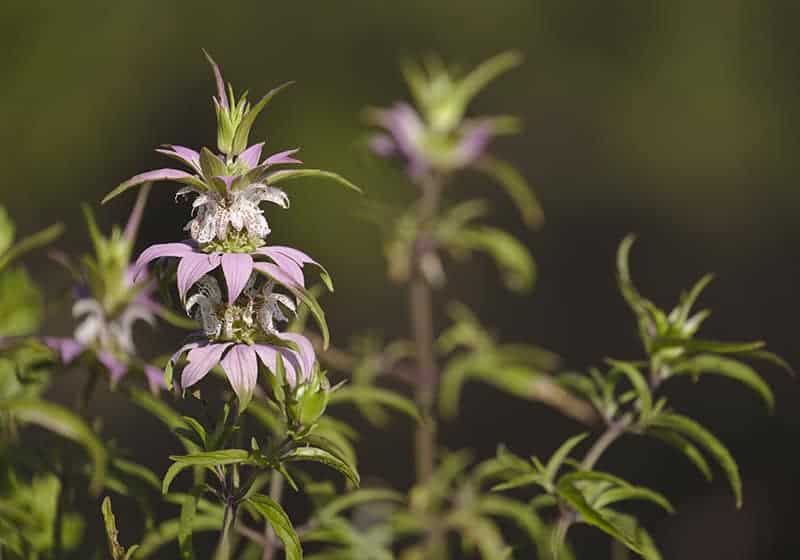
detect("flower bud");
top-left (287, 369), bottom-right (330, 427)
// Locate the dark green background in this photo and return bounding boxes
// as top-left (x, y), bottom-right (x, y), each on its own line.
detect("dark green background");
top-left (2, 1), bottom-right (798, 558)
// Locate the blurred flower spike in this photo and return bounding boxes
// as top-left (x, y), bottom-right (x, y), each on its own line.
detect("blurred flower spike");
top-left (45, 187), bottom-right (173, 392)
top-left (368, 51), bottom-right (524, 181)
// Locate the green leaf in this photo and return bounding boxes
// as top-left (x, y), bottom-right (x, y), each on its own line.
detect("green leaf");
top-left (136, 515), bottom-right (221, 558)
top-left (179, 488), bottom-right (202, 560)
top-left (329, 386), bottom-right (420, 423)
top-left (544, 433), bottom-right (588, 484)
top-left (593, 485), bottom-right (674, 514)
top-left (647, 413), bottom-right (742, 508)
top-left (315, 488), bottom-right (404, 520)
top-left (556, 481), bottom-right (640, 553)
top-left (452, 227), bottom-right (535, 292)
top-left (181, 416), bottom-right (209, 449)
top-left (492, 472), bottom-right (544, 492)
top-left (648, 429), bottom-right (713, 481)
top-left (230, 82), bottom-right (293, 154)
top-left (0, 206), bottom-right (15, 256)
top-left (0, 266), bottom-right (44, 336)
top-left (169, 449), bottom-right (250, 467)
top-left (672, 354), bottom-right (774, 412)
top-left (266, 169), bottom-right (362, 194)
top-left (454, 51), bottom-right (522, 112)
top-left (112, 458), bottom-right (161, 492)
top-left (474, 156), bottom-right (543, 227)
top-left (607, 360), bottom-right (652, 419)
top-left (247, 494), bottom-right (303, 560)
top-left (674, 274), bottom-right (714, 324)
top-left (653, 337), bottom-right (764, 355)
top-left (162, 462), bottom-right (192, 495)
top-left (102, 497), bottom-right (129, 560)
top-left (127, 387), bottom-right (200, 453)
top-left (282, 446), bottom-right (360, 487)
top-left (0, 223), bottom-right (63, 271)
top-left (1, 398), bottom-right (106, 493)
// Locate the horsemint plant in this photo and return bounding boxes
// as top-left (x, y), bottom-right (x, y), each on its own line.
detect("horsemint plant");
top-left (288, 52), bottom-right (595, 559)
top-left (293, 52), bottom-right (788, 560)
top-left (98, 52), bottom-right (364, 559)
top-left (489, 236), bottom-right (789, 558)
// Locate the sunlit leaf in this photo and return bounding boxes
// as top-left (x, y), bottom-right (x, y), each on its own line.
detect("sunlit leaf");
top-left (672, 354), bottom-right (774, 411)
top-left (282, 446), bottom-right (360, 487)
top-left (247, 494), bottom-right (302, 560)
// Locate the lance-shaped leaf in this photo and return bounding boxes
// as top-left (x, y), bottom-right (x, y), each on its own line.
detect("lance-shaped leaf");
top-left (543, 433), bottom-right (588, 485)
top-left (282, 445), bottom-right (360, 487)
top-left (0, 223), bottom-right (64, 271)
top-left (231, 81), bottom-right (294, 154)
top-left (559, 470), bottom-right (674, 514)
top-left (647, 413), bottom-right (742, 508)
top-left (314, 488), bottom-right (405, 521)
top-left (0, 266), bottom-right (44, 336)
top-left (102, 497), bottom-right (139, 560)
top-left (178, 487), bottom-right (202, 560)
top-left (648, 429), bottom-right (713, 481)
top-left (555, 481), bottom-right (641, 554)
top-left (1, 399), bottom-right (106, 493)
top-left (453, 51), bottom-right (523, 115)
top-left (136, 515), bottom-right (221, 559)
top-left (607, 359), bottom-right (652, 419)
top-left (267, 169), bottom-right (363, 193)
top-left (652, 337), bottom-right (765, 355)
top-left (169, 449), bottom-right (250, 467)
top-left (247, 494), bottom-right (302, 560)
top-left (671, 354), bottom-right (774, 412)
top-left (474, 155), bottom-right (543, 227)
top-left (102, 169), bottom-right (198, 205)
top-left (450, 226), bottom-right (536, 292)
top-left (328, 386), bottom-right (421, 424)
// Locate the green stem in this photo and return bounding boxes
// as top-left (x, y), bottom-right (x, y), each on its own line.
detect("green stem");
top-left (215, 502), bottom-right (237, 560)
top-left (261, 473), bottom-right (285, 560)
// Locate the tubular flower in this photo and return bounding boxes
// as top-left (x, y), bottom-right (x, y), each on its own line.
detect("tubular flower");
top-left (170, 274), bottom-right (314, 409)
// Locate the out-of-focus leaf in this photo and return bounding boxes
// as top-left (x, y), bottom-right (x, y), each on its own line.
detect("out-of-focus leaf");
top-left (648, 429), bottom-right (713, 481)
top-left (647, 413), bottom-right (742, 508)
top-left (474, 155), bottom-right (543, 227)
top-left (169, 449), bottom-right (250, 467)
top-left (102, 497), bottom-right (138, 560)
top-left (329, 386), bottom-right (420, 424)
top-left (247, 493), bottom-right (302, 560)
top-left (0, 267), bottom-right (43, 336)
top-left (544, 433), bottom-right (588, 485)
top-left (653, 337), bottom-right (764, 355)
top-left (315, 488), bottom-right (404, 520)
top-left (0, 223), bottom-right (63, 271)
top-left (267, 169), bottom-right (362, 194)
top-left (1, 399), bottom-right (106, 493)
top-left (671, 354), bottom-right (774, 411)
top-left (136, 515), bottom-right (221, 558)
top-left (450, 227), bottom-right (535, 292)
top-left (178, 487), bottom-right (202, 560)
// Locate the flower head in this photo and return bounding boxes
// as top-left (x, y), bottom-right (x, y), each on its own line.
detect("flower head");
top-left (367, 52), bottom-right (522, 180)
top-left (169, 272), bottom-right (315, 410)
top-left (45, 189), bottom-right (170, 392)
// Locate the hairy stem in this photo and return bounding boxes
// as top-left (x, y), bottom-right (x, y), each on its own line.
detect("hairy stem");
top-left (261, 473), bottom-right (285, 560)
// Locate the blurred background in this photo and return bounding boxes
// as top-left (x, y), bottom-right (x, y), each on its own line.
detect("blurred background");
top-left (2, 1), bottom-right (798, 558)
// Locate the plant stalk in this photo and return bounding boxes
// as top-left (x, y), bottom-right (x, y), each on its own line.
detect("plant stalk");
top-left (409, 175), bottom-right (442, 484)
top-left (261, 473), bottom-right (285, 560)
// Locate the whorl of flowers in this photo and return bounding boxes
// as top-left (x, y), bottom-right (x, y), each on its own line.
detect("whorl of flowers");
top-left (45, 188), bottom-right (168, 392)
top-left (367, 51), bottom-right (524, 181)
top-left (102, 52), bottom-right (359, 411)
